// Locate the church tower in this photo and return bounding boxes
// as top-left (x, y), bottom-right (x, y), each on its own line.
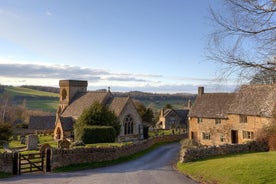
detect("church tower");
top-left (57, 80), bottom-right (88, 116)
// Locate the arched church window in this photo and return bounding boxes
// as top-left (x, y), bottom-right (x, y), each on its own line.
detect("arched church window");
top-left (124, 114), bottom-right (134, 135)
top-left (61, 89), bottom-right (67, 101)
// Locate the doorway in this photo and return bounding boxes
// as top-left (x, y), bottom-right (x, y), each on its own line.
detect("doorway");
top-left (231, 130), bottom-right (238, 144)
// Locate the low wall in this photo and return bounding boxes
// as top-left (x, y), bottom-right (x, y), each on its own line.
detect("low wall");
top-left (180, 140), bottom-right (269, 163)
top-left (51, 134), bottom-right (187, 170)
top-left (0, 153), bottom-right (14, 173)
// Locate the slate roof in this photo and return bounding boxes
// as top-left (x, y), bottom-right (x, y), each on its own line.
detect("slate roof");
top-left (61, 91), bottom-right (112, 118)
top-left (228, 85), bottom-right (276, 117)
top-left (109, 97), bottom-right (130, 116)
top-left (60, 117), bottom-right (74, 131)
top-left (189, 93), bottom-right (236, 119)
top-left (28, 116), bottom-right (56, 130)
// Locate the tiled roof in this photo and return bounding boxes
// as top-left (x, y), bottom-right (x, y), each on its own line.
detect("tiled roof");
top-left (28, 116), bottom-right (56, 130)
top-left (228, 85), bottom-right (276, 117)
top-left (189, 93), bottom-right (236, 119)
top-left (61, 91), bottom-right (112, 118)
top-left (109, 97), bottom-right (129, 116)
top-left (60, 117), bottom-right (74, 131)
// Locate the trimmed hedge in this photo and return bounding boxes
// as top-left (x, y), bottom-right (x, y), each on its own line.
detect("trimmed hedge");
top-left (82, 126), bottom-right (116, 144)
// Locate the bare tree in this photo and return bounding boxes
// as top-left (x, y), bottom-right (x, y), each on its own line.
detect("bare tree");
top-left (208, 0), bottom-right (276, 79)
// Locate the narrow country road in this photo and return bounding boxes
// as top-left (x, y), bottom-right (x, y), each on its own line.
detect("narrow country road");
top-left (1, 143), bottom-right (198, 184)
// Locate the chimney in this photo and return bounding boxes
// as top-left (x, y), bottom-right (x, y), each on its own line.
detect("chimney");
top-left (198, 86), bottom-right (204, 97)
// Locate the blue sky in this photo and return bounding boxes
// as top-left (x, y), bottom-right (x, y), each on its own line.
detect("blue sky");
top-left (0, 0), bottom-right (236, 93)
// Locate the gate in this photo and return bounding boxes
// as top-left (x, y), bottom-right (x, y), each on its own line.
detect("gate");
top-left (19, 152), bottom-right (44, 174)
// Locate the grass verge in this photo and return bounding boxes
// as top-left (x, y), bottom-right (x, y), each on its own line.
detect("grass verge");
top-left (0, 172), bottom-right (13, 179)
top-left (53, 142), bottom-right (174, 172)
top-left (177, 151), bottom-right (276, 184)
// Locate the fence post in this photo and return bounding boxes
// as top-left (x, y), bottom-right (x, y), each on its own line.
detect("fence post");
top-left (12, 152), bottom-right (19, 175)
top-left (46, 149), bottom-right (51, 172)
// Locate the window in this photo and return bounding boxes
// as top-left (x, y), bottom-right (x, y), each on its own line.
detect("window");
top-left (61, 89), bottom-right (67, 101)
top-left (243, 131), bottom-right (254, 139)
top-left (240, 115), bottom-right (247, 123)
top-left (197, 118), bottom-right (203, 124)
top-left (220, 135), bottom-right (225, 142)
top-left (124, 114), bottom-right (134, 135)
top-left (215, 119), bottom-right (221, 125)
top-left (202, 132), bottom-right (210, 140)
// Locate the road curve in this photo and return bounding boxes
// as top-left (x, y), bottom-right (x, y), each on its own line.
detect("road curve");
top-left (1, 143), bottom-right (198, 184)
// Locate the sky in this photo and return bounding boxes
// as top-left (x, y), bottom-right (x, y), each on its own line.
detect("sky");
top-left (0, 0), bottom-right (237, 94)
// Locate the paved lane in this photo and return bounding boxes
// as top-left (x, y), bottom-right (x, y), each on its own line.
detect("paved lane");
top-left (1, 143), bottom-right (198, 184)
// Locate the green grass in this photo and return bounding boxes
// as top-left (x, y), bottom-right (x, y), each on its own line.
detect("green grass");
top-left (177, 151), bottom-right (276, 184)
top-left (0, 172), bottom-right (13, 178)
top-left (3, 86), bottom-right (59, 112)
top-left (5, 86), bottom-right (59, 97)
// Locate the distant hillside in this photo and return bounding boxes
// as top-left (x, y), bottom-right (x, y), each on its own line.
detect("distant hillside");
top-left (0, 86), bottom-right (59, 113)
top-left (113, 91), bottom-right (196, 111)
top-left (0, 85), bottom-right (196, 114)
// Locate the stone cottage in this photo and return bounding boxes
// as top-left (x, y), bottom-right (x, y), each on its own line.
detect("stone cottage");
top-left (156, 104), bottom-right (190, 131)
top-left (189, 85), bottom-right (276, 146)
top-left (54, 80), bottom-right (143, 142)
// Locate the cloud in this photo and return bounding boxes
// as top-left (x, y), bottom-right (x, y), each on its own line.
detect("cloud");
top-left (0, 62), bottom-right (237, 93)
top-left (0, 63), bottom-right (105, 81)
top-left (46, 11), bottom-right (52, 16)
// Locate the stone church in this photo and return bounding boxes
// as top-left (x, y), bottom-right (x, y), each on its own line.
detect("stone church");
top-left (54, 80), bottom-right (143, 142)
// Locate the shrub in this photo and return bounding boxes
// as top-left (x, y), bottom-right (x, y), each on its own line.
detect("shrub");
top-left (0, 123), bottom-right (12, 147)
top-left (74, 102), bottom-right (121, 142)
top-left (81, 126), bottom-right (116, 144)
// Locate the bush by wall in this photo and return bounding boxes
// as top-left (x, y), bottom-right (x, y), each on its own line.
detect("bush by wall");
top-left (82, 126), bottom-right (116, 144)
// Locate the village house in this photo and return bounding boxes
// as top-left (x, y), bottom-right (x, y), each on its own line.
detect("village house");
top-left (189, 85), bottom-right (276, 146)
top-left (53, 80), bottom-right (143, 142)
top-left (156, 102), bottom-right (191, 131)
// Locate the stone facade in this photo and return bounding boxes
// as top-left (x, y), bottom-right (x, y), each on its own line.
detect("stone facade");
top-left (189, 85), bottom-right (276, 146)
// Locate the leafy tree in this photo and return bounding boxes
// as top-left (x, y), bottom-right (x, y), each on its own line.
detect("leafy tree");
top-left (0, 123), bottom-right (12, 145)
top-left (74, 102), bottom-right (121, 142)
top-left (135, 102), bottom-right (155, 125)
top-left (208, 0), bottom-right (276, 80)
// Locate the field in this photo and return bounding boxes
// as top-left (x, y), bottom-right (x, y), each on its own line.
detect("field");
top-left (177, 151), bottom-right (276, 184)
top-left (2, 86), bottom-right (59, 113)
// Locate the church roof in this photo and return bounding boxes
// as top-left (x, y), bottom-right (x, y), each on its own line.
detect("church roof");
top-left (61, 91), bottom-right (112, 118)
top-left (28, 116), bottom-right (56, 130)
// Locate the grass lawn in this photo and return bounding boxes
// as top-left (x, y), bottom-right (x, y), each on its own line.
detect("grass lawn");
top-left (177, 151), bottom-right (276, 184)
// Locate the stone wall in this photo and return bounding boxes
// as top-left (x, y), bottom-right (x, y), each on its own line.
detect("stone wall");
top-left (51, 134), bottom-right (187, 170)
top-left (180, 140), bottom-right (269, 163)
top-left (0, 153), bottom-right (14, 173)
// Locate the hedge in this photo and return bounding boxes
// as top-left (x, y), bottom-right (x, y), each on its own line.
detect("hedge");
top-left (82, 126), bottom-right (116, 144)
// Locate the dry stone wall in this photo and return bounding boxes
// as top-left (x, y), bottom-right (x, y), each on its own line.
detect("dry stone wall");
top-left (180, 140), bottom-right (269, 163)
top-left (51, 134), bottom-right (187, 170)
top-left (0, 153), bottom-right (13, 173)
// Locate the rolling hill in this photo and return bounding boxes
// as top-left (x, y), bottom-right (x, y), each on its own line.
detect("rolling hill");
top-left (0, 85), bottom-right (196, 114)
